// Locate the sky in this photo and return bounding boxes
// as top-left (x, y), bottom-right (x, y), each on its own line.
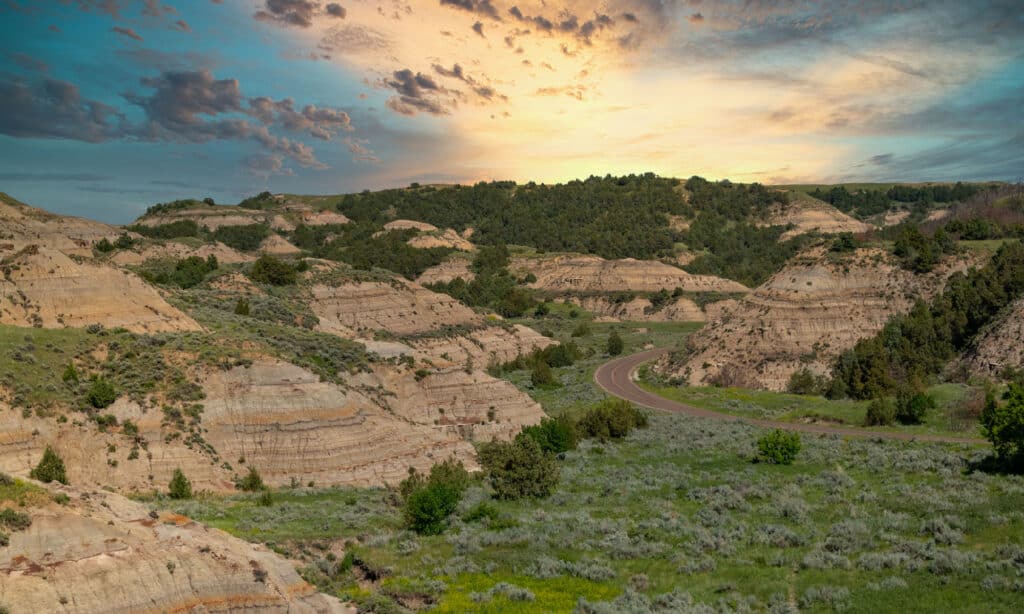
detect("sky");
top-left (0, 1), bottom-right (1021, 222)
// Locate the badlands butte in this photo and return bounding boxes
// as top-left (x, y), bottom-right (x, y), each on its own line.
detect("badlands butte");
top-left (2, 174), bottom-right (1024, 612)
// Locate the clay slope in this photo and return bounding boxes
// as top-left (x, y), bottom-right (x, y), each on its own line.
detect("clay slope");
top-left (417, 255), bottom-right (475, 285)
top-left (0, 360), bottom-right (476, 492)
top-left (511, 254), bottom-right (747, 294)
top-left (764, 196), bottom-right (872, 240)
top-left (109, 240), bottom-right (254, 266)
top-left (960, 297), bottom-right (1024, 379)
top-left (134, 206), bottom-right (264, 230)
top-left (571, 295), bottom-right (705, 322)
top-left (0, 245), bottom-right (200, 333)
top-left (0, 192), bottom-right (121, 257)
top-left (407, 228), bottom-right (475, 251)
top-left (658, 247), bottom-right (973, 390)
top-left (310, 278), bottom-right (481, 337)
top-left (383, 219), bottom-right (437, 232)
top-left (411, 324), bottom-right (555, 367)
top-left (0, 480), bottom-right (345, 613)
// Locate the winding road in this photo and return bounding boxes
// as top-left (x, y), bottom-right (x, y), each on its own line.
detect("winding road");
top-left (594, 348), bottom-right (986, 445)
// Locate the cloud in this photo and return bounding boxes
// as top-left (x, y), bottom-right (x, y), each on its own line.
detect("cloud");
top-left (472, 20), bottom-right (485, 37)
top-left (244, 152), bottom-right (293, 177)
top-left (0, 172), bottom-right (112, 182)
top-left (248, 96), bottom-right (352, 139)
top-left (0, 76), bottom-right (125, 142)
top-left (344, 136), bottom-right (380, 162)
top-left (7, 52), bottom-right (49, 73)
top-left (112, 26), bottom-right (143, 41)
top-left (254, 0), bottom-right (319, 28)
top-left (867, 153), bottom-right (893, 166)
top-left (440, 0), bottom-right (501, 22)
top-left (325, 3), bottom-right (346, 18)
top-left (174, 19), bottom-right (191, 32)
top-left (688, 12), bottom-right (703, 24)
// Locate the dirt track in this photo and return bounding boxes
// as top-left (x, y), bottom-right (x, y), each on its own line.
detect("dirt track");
top-left (593, 348), bottom-right (986, 445)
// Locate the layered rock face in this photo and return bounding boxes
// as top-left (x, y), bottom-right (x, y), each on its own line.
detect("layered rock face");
top-left (763, 197), bottom-right (871, 240)
top-left (133, 207), bottom-right (264, 231)
top-left (657, 248), bottom-right (972, 390)
top-left (407, 228), bottom-right (475, 252)
top-left (109, 240), bottom-right (255, 266)
top-left (0, 481), bottom-right (347, 613)
top-left (0, 245), bottom-right (201, 333)
top-left (416, 256), bottom-right (475, 285)
top-left (511, 254), bottom-right (747, 294)
top-left (310, 279), bottom-right (481, 336)
top-left (571, 296), bottom-right (705, 322)
top-left (0, 193), bottom-right (122, 257)
top-left (301, 210), bottom-right (350, 225)
top-left (961, 297), bottom-right (1024, 379)
top-left (411, 324), bottom-right (555, 367)
top-left (0, 361), bottom-right (476, 492)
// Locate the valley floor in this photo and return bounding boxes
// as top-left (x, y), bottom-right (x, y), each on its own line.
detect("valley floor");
top-left (156, 317), bottom-right (1024, 613)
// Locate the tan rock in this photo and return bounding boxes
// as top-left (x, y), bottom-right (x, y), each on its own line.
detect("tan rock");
top-left (961, 297), bottom-right (1024, 380)
top-left (763, 196), bottom-right (872, 241)
top-left (410, 324), bottom-right (555, 367)
top-left (259, 233), bottom-right (302, 256)
top-left (383, 219), bottom-right (437, 232)
top-left (407, 228), bottom-right (475, 252)
top-left (657, 247), bottom-right (976, 390)
top-left (134, 207), bottom-right (263, 231)
top-left (109, 240), bottom-right (254, 266)
top-left (310, 279), bottom-right (481, 337)
top-left (0, 192), bottom-right (122, 257)
top-left (302, 210), bottom-right (351, 226)
top-left (417, 256), bottom-right (475, 285)
top-left (511, 254), bottom-right (747, 294)
top-left (883, 210), bottom-right (911, 226)
top-left (572, 296), bottom-right (705, 322)
top-left (0, 481), bottom-right (347, 613)
top-left (0, 245), bottom-right (201, 333)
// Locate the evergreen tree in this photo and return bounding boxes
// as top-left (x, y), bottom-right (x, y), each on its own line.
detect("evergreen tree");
top-left (168, 468), bottom-right (192, 499)
top-left (30, 446), bottom-right (68, 485)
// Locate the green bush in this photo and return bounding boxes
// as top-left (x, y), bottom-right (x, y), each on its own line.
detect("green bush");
top-left (571, 321), bottom-right (591, 337)
top-left (237, 466), bottom-right (265, 491)
top-left (478, 436), bottom-right (559, 500)
top-left (0, 507), bottom-right (32, 531)
top-left (980, 384), bottom-right (1024, 463)
top-left (400, 459), bottom-right (470, 535)
top-left (30, 446), bottom-right (68, 484)
top-left (895, 389), bottom-right (935, 425)
top-left (607, 330), bottom-right (623, 356)
top-left (756, 429), bottom-right (801, 465)
top-left (85, 376), bottom-right (117, 409)
top-left (519, 416), bottom-right (578, 454)
top-left (168, 468), bottom-right (192, 500)
top-left (234, 297), bottom-right (251, 315)
top-left (531, 360), bottom-right (557, 387)
top-left (576, 398), bottom-right (647, 441)
top-left (249, 255), bottom-right (298, 286)
top-left (94, 238), bottom-right (115, 253)
top-left (787, 368), bottom-right (827, 395)
top-left (864, 397), bottom-right (896, 426)
top-left (213, 224), bottom-right (270, 251)
top-left (62, 363), bottom-right (79, 383)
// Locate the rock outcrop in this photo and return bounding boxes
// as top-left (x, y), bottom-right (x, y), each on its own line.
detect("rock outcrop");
top-left (259, 234), bottom-right (302, 256)
top-left (407, 228), bottom-right (475, 252)
top-left (417, 256), bottom-right (475, 285)
top-left (763, 196), bottom-right (872, 240)
top-left (657, 247), bottom-right (975, 390)
top-left (511, 254), bottom-right (747, 294)
top-left (0, 245), bottom-right (201, 333)
top-left (109, 240), bottom-right (254, 266)
top-left (0, 480), bottom-right (346, 613)
top-left (0, 192), bottom-right (122, 257)
top-left (310, 279), bottom-right (481, 337)
top-left (410, 324), bottom-right (555, 367)
top-left (133, 207), bottom-right (264, 231)
top-left (383, 219), bottom-right (437, 232)
top-left (960, 297), bottom-right (1024, 380)
top-left (570, 295), bottom-right (706, 322)
top-left (0, 361), bottom-right (476, 492)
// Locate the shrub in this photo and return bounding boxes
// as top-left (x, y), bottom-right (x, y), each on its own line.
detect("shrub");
top-left (576, 398), bottom-right (647, 441)
top-left (212, 223), bottom-right (269, 251)
top-left (531, 359), bottom-right (557, 387)
top-left (168, 468), bottom-right (192, 500)
top-left (607, 330), bottom-right (624, 356)
top-left (234, 298), bottom-right (251, 316)
top-left (519, 416), bottom-right (578, 453)
top-left (237, 466), bottom-right (265, 491)
top-left (478, 436), bottom-right (559, 500)
top-left (30, 446), bottom-right (68, 484)
top-left (0, 508), bottom-right (32, 531)
top-left (981, 384), bottom-right (1024, 463)
top-left (787, 368), bottom-right (827, 395)
top-left (895, 389), bottom-right (935, 425)
top-left (94, 238), bottom-right (114, 253)
top-left (85, 376), bottom-right (117, 409)
top-left (400, 459), bottom-right (470, 535)
top-left (865, 397), bottom-right (896, 426)
top-left (62, 363), bottom-right (79, 383)
top-left (756, 429), bottom-right (801, 465)
top-left (571, 321), bottom-right (591, 337)
top-left (249, 255), bottom-right (298, 286)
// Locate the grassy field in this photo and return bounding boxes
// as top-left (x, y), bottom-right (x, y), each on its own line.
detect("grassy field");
top-left (162, 410), bottom-right (1023, 612)
top-left (636, 376), bottom-right (986, 439)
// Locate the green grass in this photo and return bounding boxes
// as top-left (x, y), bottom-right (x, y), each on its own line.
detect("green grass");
top-left (0, 325), bottom-right (94, 411)
top-left (637, 376), bottom-right (985, 438)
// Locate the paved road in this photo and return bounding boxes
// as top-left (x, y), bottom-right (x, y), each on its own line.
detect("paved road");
top-left (593, 348), bottom-right (986, 445)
